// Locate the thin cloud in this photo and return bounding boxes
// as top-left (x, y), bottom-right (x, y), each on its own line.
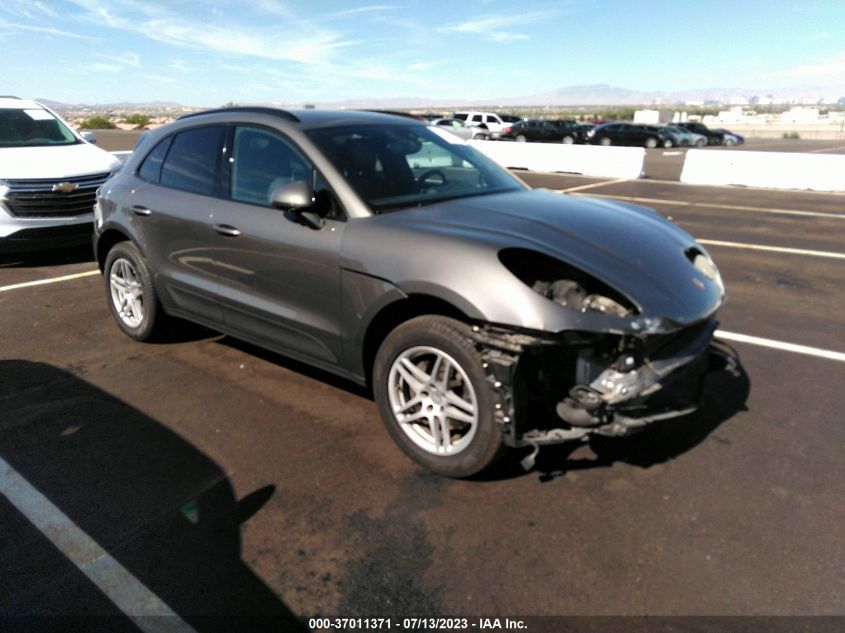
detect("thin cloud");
top-left (333, 5), bottom-right (395, 17)
top-left (3, 20), bottom-right (100, 40)
top-left (439, 12), bottom-right (547, 42)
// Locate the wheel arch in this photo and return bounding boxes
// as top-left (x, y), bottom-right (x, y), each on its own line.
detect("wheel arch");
top-left (361, 294), bottom-right (471, 388)
top-left (95, 228), bottom-right (132, 272)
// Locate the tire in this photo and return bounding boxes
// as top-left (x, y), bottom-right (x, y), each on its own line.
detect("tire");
top-left (373, 315), bottom-right (504, 478)
top-left (561, 135), bottom-right (574, 144)
top-left (695, 138), bottom-right (706, 148)
top-left (515, 134), bottom-right (527, 143)
top-left (104, 241), bottom-right (172, 342)
top-left (723, 137), bottom-right (735, 146)
top-left (663, 138), bottom-right (674, 148)
top-left (599, 136), bottom-right (611, 146)
top-left (644, 137), bottom-right (658, 149)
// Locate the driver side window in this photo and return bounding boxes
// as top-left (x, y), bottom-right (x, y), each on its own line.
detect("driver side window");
top-left (231, 126), bottom-right (310, 206)
top-left (230, 126), bottom-right (343, 220)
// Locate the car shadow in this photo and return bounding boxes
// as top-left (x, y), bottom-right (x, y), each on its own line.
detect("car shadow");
top-left (476, 343), bottom-right (750, 482)
top-left (217, 336), bottom-right (371, 399)
top-left (0, 360), bottom-right (306, 631)
top-left (0, 244), bottom-right (95, 269)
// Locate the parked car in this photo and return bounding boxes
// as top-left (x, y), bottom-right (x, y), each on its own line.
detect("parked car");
top-left (674, 122), bottom-right (725, 145)
top-left (712, 128), bottom-right (744, 146)
top-left (430, 117), bottom-right (490, 140)
top-left (586, 122), bottom-right (669, 148)
top-left (662, 125), bottom-right (707, 147)
top-left (452, 111), bottom-right (508, 137)
top-left (0, 96), bottom-right (121, 252)
top-left (499, 119), bottom-right (584, 144)
top-left (95, 107), bottom-right (726, 477)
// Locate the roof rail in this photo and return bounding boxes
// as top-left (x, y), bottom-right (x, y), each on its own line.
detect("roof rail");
top-left (0, 95), bottom-right (22, 100)
top-left (178, 106), bottom-right (300, 123)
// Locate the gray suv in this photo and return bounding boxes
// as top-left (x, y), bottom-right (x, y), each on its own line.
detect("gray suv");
top-left (95, 107), bottom-right (726, 477)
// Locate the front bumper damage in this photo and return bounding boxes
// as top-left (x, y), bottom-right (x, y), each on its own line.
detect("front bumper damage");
top-left (470, 317), bottom-right (722, 469)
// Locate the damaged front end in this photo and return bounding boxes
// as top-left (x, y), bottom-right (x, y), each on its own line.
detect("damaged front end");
top-left (471, 319), bottom-right (721, 469)
top-left (472, 247), bottom-right (727, 469)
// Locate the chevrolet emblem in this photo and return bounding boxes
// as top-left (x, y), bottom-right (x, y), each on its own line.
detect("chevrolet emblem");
top-left (52, 182), bottom-right (79, 193)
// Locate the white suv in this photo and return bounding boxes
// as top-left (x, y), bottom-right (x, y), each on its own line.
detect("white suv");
top-left (452, 111), bottom-right (507, 138)
top-left (0, 96), bottom-right (120, 252)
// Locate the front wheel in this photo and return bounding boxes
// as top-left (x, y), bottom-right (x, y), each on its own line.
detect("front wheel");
top-left (645, 137), bottom-right (658, 149)
top-left (599, 136), bottom-right (611, 146)
top-left (695, 138), bottom-right (706, 147)
top-left (561, 135), bottom-right (574, 144)
top-left (104, 241), bottom-right (172, 342)
top-left (663, 138), bottom-right (674, 148)
top-left (373, 316), bottom-right (504, 478)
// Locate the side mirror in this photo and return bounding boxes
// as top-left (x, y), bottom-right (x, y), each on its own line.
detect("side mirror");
top-left (81, 131), bottom-right (97, 144)
top-left (269, 180), bottom-right (323, 230)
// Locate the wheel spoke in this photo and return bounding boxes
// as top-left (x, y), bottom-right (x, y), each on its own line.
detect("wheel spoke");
top-left (427, 416), bottom-right (445, 451)
top-left (437, 415), bottom-right (452, 450)
top-left (397, 357), bottom-right (428, 392)
top-left (435, 356), bottom-right (451, 391)
top-left (400, 409), bottom-right (429, 424)
top-left (396, 394), bottom-right (423, 415)
top-left (444, 389), bottom-right (474, 414)
top-left (444, 405), bottom-right (474, 425)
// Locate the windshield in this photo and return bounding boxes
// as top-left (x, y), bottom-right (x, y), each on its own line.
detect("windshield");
top-left (306, 123), bottom-right (525, 213)
top-left (0, 108), bottom-right (80, 148)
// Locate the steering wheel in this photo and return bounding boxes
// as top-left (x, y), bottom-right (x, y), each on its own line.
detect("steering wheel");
top-left (416, 169), bottom-right (448, 188)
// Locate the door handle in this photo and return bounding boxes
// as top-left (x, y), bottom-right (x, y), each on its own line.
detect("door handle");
top-left (214, 224), bottom-right (241, 237)
top-left (131, 205), bottom-right (152, 216)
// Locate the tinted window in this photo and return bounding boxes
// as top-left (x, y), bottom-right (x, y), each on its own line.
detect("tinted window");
top-left (230, 126), bottom-right (311, 206)
top-left (138, 136), bottom-right (172, 183)
top-left (0, 108), bottom-right (79, 148)
top-left (307, 123), bottom-right (523, 213)
top-left (160, 126), bottom-right (225, 196)
top-left (453, 113), bottom-right (468, 121)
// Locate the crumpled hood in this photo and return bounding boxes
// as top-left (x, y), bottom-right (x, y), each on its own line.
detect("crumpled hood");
top-left (355, 188), bottom-right (724, 325)
top-left (0, 143), bottom-right (119, 179)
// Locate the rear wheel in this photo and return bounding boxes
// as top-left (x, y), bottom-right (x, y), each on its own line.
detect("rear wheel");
top-left (515, 134), bottom-right (527, 143)
top-left (723, 137), bottom-right (735, 146)
top-left (695, 138), bottom-right (706, 147)
top-left (645, 137), bottom-right (658, 149)
top-left (373, 316), bottom-right (504, 478)
top-left (663, 138), bottom-right (674, 148)
top-left (104, 241), bottom-right (172, 342)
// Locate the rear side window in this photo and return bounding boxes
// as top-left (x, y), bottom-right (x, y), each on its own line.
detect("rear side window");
top-left (160, 126), bottom-right (226, 196)
top-left (138, 136), bottom-right (172, 183)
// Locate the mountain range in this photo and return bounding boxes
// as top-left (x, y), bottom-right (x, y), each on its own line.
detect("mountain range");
top-left (38, 83), bottom-right (845, 111)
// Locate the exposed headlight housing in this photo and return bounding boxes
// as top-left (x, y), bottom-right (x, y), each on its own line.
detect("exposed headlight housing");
top-left (499, 248), bottom-right (638, 317)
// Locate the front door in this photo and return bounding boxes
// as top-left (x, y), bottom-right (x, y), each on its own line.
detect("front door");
top-left (209, 125), bottom-right (346, 365)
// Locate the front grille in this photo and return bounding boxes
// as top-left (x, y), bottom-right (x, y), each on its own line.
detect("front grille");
top-left (2, 172), bottom-right (111, 218)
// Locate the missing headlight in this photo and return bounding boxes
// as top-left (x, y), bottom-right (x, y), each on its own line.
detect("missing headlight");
top-left (499, 248), bottom-right (638, 316)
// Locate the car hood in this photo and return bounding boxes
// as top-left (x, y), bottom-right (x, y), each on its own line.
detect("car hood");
top-left (0, 143), bottom-right (120, 179)
top-left (352, 189), bottom-right (724, 326)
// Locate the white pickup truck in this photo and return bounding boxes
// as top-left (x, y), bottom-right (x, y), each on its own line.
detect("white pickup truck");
top-left (451, 111), bottom-right (509, 138)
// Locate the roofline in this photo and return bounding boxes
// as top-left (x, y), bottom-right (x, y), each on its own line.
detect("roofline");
top-left (178, 106), bottom-right (300, 123)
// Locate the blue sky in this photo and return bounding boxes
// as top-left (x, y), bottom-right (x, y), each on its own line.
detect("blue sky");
top-left (2, 0), bottom-right (844, 105)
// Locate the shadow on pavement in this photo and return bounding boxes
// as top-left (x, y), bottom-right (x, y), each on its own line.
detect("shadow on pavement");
top-left (0, 244), bottom-right (95, 269)
top-left (0, 360), bottom-right (305, 632)
top-left (479, 343), bottom-right (751, 482)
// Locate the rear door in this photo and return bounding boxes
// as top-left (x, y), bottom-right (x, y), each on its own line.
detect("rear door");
top-left (128, 125), bottom-right (226, 325)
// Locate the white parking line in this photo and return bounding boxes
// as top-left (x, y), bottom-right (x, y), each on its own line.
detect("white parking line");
top-left (561, 178), bottom-right (628, 193)
top-left (716, 330), bottom-right (845, 363)
top-left (0, 456), bottom-right (198, 633)
top-left (571, 192), bottom-right (845, 219)
top-left (0, 270), bottom-right (99, 293)
top-left (698, 239), bottom-right (845, 260)
top-left (808, 145), bottom-right (845, 154)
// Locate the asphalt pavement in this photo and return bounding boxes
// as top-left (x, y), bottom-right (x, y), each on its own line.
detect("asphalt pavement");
top-left (1, 136), bottom-right (844, 629)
